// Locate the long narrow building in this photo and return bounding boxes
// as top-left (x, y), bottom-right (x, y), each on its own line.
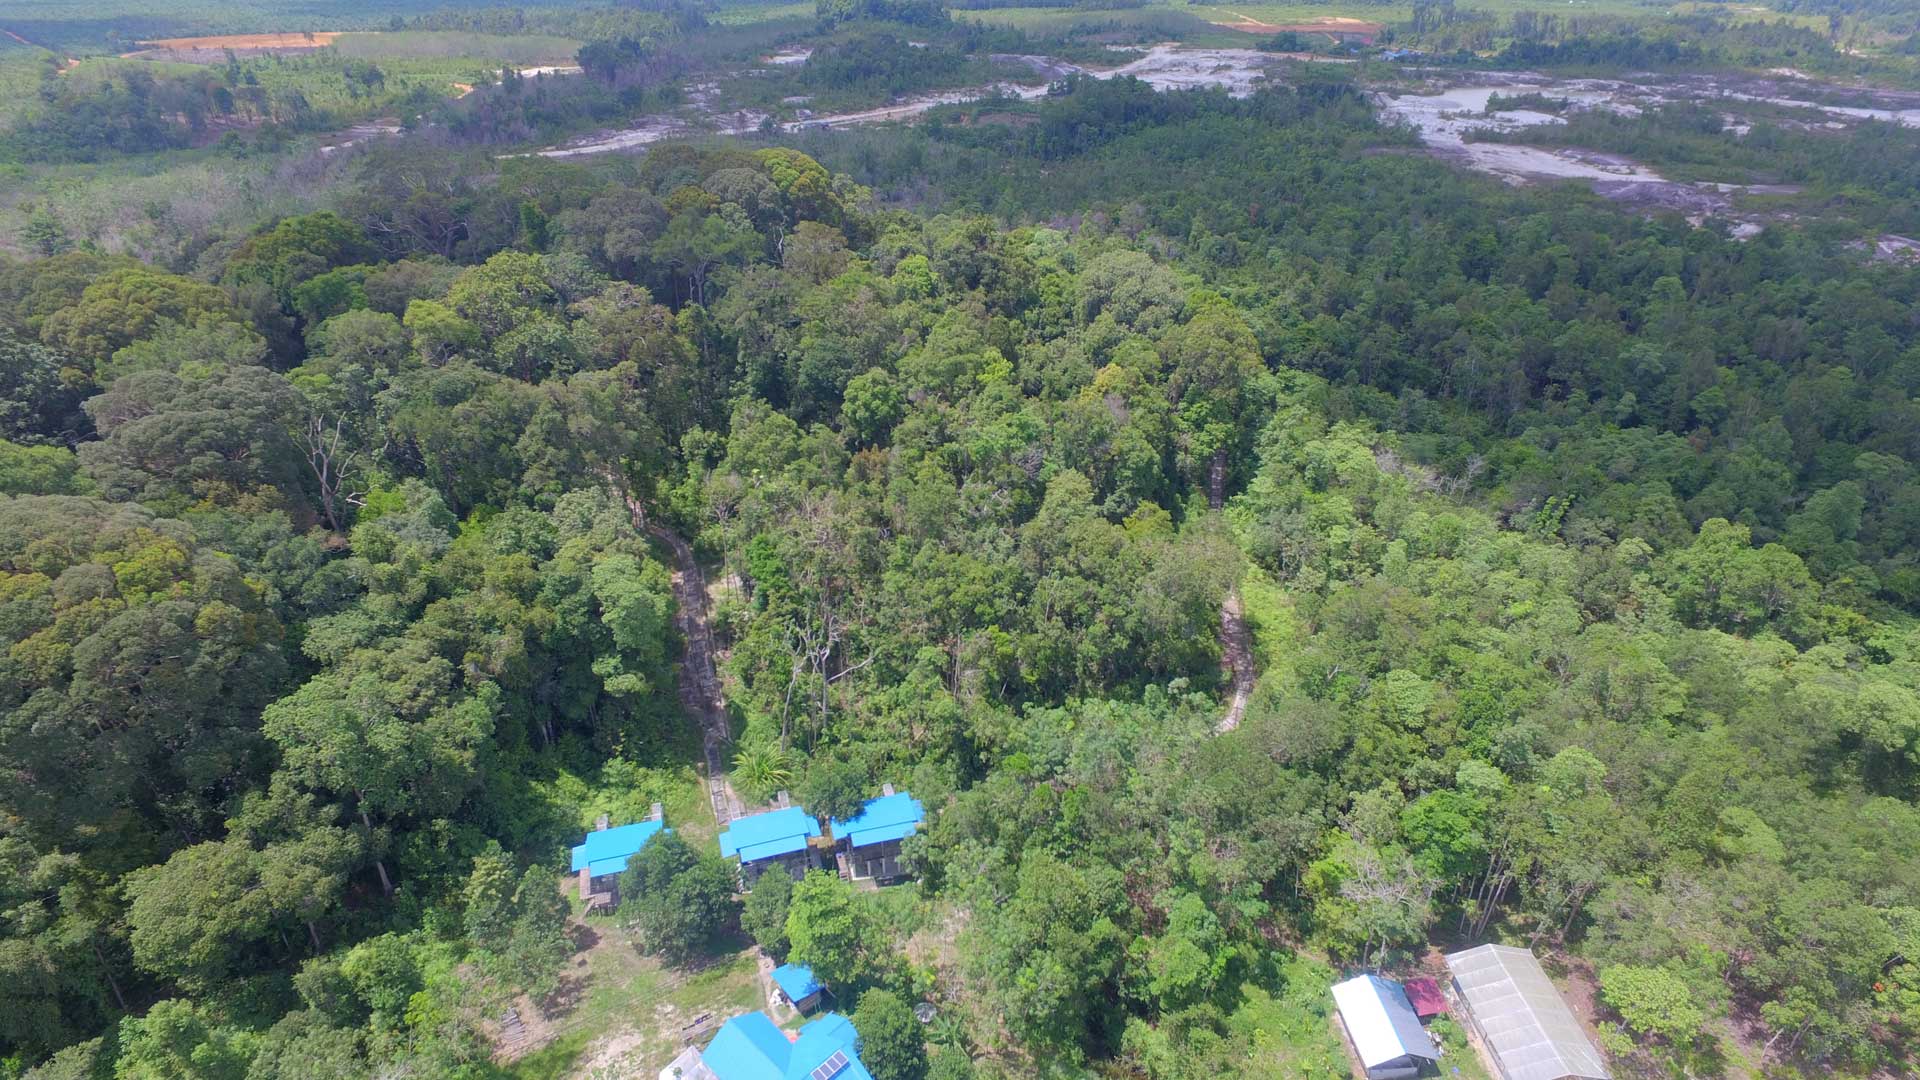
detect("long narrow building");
top-left (1445, 944), bottom-right (1611, 1080)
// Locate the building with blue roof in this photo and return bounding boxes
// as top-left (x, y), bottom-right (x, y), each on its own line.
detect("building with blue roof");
top-left (771, 963), bottom-right (824, 1013)
top-left (718, 805), bottom-right (821, 885)
top-left (570, 806), bottom-right (665, 905)
top-left (828, 788), bottom-right (924, 883)
top-left (696, 1010), bottom-right (872, 1080)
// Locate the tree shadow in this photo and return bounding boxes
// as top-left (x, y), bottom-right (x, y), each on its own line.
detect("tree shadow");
top-left (537, 971), bottom-right (593, 1021)
top-left (570, 921), bottom-right (602, 953)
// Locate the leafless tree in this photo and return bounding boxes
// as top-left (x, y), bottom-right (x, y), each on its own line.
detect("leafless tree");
top-left (303, 414), bottom-right (368, 533)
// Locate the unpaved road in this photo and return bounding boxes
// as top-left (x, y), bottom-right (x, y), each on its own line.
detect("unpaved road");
top-left (622, 495), bottom-right (743, 824)
top-left (1214, 590), bottom-right (1254, 734)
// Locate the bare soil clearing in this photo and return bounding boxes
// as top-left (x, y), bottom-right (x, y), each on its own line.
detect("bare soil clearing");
top-left (122, 31), bottom-right (340, 61)
top-left (134, 31), bottom-right (340, 50)
top-left (1213, 12), bottom-right (1384, 41)
top-left (537, 44), bottom-right (1291, 156)
top-left (1372, 70), bottom-right (1896, 235)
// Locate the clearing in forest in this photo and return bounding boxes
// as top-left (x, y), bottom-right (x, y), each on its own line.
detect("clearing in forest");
top-left (120, 31), bottom-right (349, 62)
top-left (1211, 12), bottom-right (1386, 39)
top-left (130, 31), bottom-right (340, 51)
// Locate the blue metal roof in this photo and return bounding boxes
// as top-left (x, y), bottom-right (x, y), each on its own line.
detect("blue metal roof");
top-left (702, 1011), bottom-right (792, 1080)
top-left (569, 819), bottom-right (666, 875)
top-left (829, 792), bottom-right (924, 849)
top-left (700, 1011), bottom-right (872, 1080)
top-left (771, 963), bottom-right (822, 1003)
top-left (718, 807), bottom-right (821, 862)
top-left (788, 1013), bottom-right (871, 1080)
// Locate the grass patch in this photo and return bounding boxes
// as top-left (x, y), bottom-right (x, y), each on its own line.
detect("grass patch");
top-left (332, 31), bottom-right (582, 65)
top-left (1236, 564), bottom-right (1299, 684)
top-left (1224, 954), bottom-right (1352, 1077)
top-left (1426, 1014), bottom-right (1499, 1080)
top-left (508, 940), bottom-right (766, 1079)
top-left (0, 52), bottom-right (58, 130)
top-left (709, 1), bottom-right (817, 26)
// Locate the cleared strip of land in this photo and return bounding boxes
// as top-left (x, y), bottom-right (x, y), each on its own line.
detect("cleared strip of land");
top-left (133, 31), bottom-right (339, 50)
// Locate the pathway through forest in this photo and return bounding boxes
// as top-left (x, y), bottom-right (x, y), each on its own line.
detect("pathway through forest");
top-left (1215, 591), bottom-right (1254, 733)
top-left (1210, 456), bottom-right (1255, 734)
top-left (621, 494), bottom-right (743, 824)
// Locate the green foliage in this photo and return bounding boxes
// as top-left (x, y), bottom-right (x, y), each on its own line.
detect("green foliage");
top-left (967, 854), bottom-right (1124, 1059)
top-left (742, 869), bottom-right (794, 960)
top-left (0, 441), bottom-right (91, 496)
top-left (1600, 964), bottom-right (1705, 1048)
top-left (850, 989), bottom-right (927, 1080)
top-left (0, 330), bottom-right (87, 445)
top-left (798, 758), bottom-right (869, 823)
top-left (113, 999), bottom-right (252, 1080)
top-left (617, 831), bottom-right (741, 963)
top-left (500, 867), bottom-right (573, 998)
top-left (5, 57), bottom-right (1920, 1079)
top-left (732, 742), bottom-right (797, 802)
top-left (39, 268), bottom-right (246, 367)
top-left (786, 871), bottom-right (881, 992)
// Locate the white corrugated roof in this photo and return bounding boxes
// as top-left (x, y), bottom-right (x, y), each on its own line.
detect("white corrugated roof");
top-left (1331, 974), bottom-right (1439, 1069)
top-left (1445, 945), bottom-right (1611, 1080)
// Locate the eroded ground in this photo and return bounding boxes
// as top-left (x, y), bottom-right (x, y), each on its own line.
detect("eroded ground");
top-left (1372, 66), bottom-right (1920, 234)
top-left (536, 43), bottom-right (1291, 156)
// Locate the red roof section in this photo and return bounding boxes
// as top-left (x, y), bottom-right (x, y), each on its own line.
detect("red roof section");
top-left (1404, 977), bottom-right (1448, 1017)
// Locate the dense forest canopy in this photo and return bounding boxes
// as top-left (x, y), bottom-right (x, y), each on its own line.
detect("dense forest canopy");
top-left (1, 1), bottom-right (1919, 1079)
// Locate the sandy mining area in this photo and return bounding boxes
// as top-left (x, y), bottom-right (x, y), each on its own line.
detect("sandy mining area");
top-left (1369, 67), bottom-right (1920, 235)
top-left (537, 43), bottom-right (1294, 156)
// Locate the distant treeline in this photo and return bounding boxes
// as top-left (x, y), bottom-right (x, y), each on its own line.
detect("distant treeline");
top-left (945, 0), bottom-right (1147, 11)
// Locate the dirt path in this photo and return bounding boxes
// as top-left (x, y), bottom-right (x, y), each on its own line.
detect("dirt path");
top-left (1214, 589), bottom-right (1254, 733)
top-left (1207, 454), bottom-right (1254, 734)
top-left (621, 494), bottom-right (743, 824)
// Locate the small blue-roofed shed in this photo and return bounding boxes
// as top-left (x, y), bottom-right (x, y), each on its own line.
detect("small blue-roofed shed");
top-left (771, 963), bottom-right (824, 1012)
top-left (570, 811), bottom-right (665, 904)
top-left (700, 1010), bottom-right (873, 1080)
top-left (829, 791), bottom-right (923, 882)
top-left (718, 806), bottom-right (821, 884)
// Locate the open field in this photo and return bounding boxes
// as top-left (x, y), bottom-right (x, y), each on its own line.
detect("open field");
top-left (504, 936), bottom-right (766, 1080)
top-left (710, 0), bottom-right (816, 26)
top-left (1211, 12), bottom-right (1388, 46)
top-left (333, 30), bottom-right (583, 64)
top-left (116, 30), bottom-right (583, 65)
top-left (1208, 12), bottom-right (1386, 38)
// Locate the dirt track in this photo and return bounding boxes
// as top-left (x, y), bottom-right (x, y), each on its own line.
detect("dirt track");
top-left (623, 497), bottom-right (743, 826)
top-left (1214, 590), bottom-right (1254, 734)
